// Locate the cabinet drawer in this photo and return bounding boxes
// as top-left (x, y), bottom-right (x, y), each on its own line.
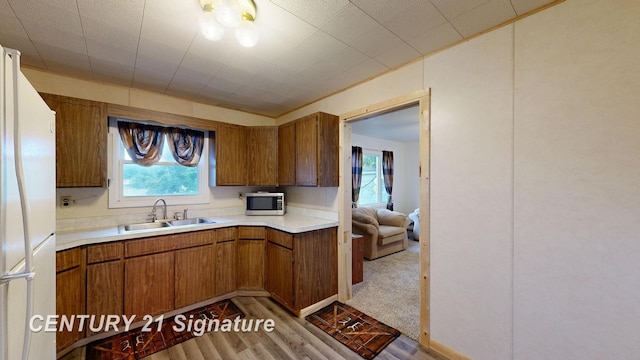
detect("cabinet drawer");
top-left (267, 229), bottom-right (293, 249)
top-left (87, 242), bottom-right (123, 264)
top-left (56, 248), bottom-right (83, 273)
top-left (125, 236), bottom-right (175, 258)
top-left (238, 226), bottom-right (265, 240)
top-left (174, 230), bottom-right (215, 250)
top-left (217, 227), bottom-right (237, 243)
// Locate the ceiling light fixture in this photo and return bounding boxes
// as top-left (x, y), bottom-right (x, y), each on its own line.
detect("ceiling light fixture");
top-left (199, 0), bottom-right (259, 48)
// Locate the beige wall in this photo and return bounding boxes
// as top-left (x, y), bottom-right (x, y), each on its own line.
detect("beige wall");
top-left (426, 24), bottom-right (515, 360)
top-left (512, 1), bottom-right (640, 359)
top-left (24, 68), bottom-right (275, 126)
top-left (283, 0), bottom-right (640, 359)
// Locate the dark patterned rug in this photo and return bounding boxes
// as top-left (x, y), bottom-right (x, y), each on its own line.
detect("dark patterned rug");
top-left (305, 301), bottom-right (401, 359)
top-left (86, 299), bottom-right (244, 359)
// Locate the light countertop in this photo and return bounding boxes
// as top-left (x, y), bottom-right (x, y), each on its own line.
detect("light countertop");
top-left (56, 214), bottom-right (339, 251)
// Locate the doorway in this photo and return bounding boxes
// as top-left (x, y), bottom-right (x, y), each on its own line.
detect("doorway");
top-left (338, 90), bottom-right (430, 347)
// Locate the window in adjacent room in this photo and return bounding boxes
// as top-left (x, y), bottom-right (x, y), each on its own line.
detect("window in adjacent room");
top-left (358, 152), bottom-right (389, 206)
top-left (108, 117), bottom-right (210, 209)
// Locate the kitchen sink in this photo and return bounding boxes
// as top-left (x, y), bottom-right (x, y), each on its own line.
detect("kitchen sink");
top-left (168, 218), bottom-right (216, 226)
top-left (120, 221), bottom-right (171, 232)
top-left (119, 218), bottom-right (216, 233)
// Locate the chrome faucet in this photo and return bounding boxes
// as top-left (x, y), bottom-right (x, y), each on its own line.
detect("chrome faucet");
top-left (151, 198), bottom-right (167, 221)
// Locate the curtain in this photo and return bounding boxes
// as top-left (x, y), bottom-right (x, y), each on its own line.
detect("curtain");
top-left (166, 127), bottom-right (204, 167)
top-left (382, 150), bottom-right (394, 210)
top-left (118, 121), bottom-right (165, 166)
top-left (351, 146), bottom-right (363, 208)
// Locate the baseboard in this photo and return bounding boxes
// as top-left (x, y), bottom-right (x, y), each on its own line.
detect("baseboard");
top-left (429, 339), bottom-right (472, 360)
top-left (298, 295), bottom-right (338, 318)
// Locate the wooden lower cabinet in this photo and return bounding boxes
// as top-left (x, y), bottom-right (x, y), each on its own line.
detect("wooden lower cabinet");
top-left (56, 266), bottom-right (85, 352)
top-left (55, 225), bottom-right (337, 354)
top-left (86, 261), bottom-right (123, 334)
top-left (124, 252), bottom-right (175, 321)
top-left (294, 228), bottom-right (338, 309)
top-left (86, 242), bottom-right (124, 335)
top-left (56, 248), bottom-right (85, 352)
top-left (265, 241), bottom-right (293, 307)
top-left (237, 226), bottom-right (265, 290)
top-left (175, 244), bottom-right (215, 308)
top-left (266, 227), bottom-right (337, 312)
top-left (215, 239), bottom-right (237, 295)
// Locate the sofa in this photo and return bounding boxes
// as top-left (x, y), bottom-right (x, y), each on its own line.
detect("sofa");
top-left (352, 207), bottom-right (411, 260)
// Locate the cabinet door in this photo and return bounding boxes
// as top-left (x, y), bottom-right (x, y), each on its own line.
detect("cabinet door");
top-left (41, 94), bottom-right (107, 187)
top-left (237, 239), bottom-right (265, 290)
top-left (277, 122), bottom-right (296, 186)
top-left (175, 245), bottom-right (215, 308)
top-left (316, 112), bottom-right (339, 187)
top-left (294, 228), bottom-right (338, 309)
top-left (295, 114), bottom-right (318, 186)
top-left (214, 124), bottom-right (247, 185)
top-left (215, 240), bottom-right (237, 295)
top-left (56, 267), bottom-right (85, 352)
top-left (124, 252), bottom-right (174, 321)
top-left (265, 242), bottom-right (293, 307)
top-left (247, 127), bottom-right (278, 186)
top-left (86, 261), bottom-right (123, 335)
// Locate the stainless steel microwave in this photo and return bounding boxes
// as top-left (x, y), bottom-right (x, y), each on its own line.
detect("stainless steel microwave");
top-left (245, 192), bottom-right (285, 215)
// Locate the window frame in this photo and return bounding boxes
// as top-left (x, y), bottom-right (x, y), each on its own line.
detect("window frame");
top-left (357, 151), bottom-right (389, 207)
top-left (108, 117), bottom-right (210, 209)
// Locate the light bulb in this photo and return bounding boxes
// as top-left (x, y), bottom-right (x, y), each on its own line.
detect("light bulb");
top-left (235, 19), bottom-right (259, 47)
top-left (199, 10), bottom-right (224, 41)
top-left (215, 0), bottom-right (242, 27)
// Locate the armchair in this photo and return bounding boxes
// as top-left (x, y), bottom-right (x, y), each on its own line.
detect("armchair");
top-left (352, 207), bottom-right (410, 260)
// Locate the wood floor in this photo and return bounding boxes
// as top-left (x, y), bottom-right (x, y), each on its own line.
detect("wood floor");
top-left (62, 296), bottom-right (440, 360)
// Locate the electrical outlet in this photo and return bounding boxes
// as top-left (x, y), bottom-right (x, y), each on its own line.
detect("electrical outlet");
top-left (60, 196), bottom-right (73, 208)
top-left (238, 192), bottom-right (244, 200)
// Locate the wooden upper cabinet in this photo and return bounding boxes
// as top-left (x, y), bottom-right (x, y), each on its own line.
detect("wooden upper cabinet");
top-left (246, 127), bottom-right (278, 186)
top-left (277, 122), bottom-right (296, 186)
top-left (41, 93), bottom-right (107, 188)
top-left (295, 112), bottom-right (339, 187)
top-left (212, 123), bottom-right (247, 186)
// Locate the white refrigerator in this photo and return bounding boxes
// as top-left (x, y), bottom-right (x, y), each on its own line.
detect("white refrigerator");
top-left (0, 46), bottom-right (56, 359)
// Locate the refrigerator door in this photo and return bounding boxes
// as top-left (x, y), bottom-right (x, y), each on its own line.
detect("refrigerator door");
top-left (0, 46), bottom-right (56, 360)
top-left (3, 235), bottom-right (56, 360)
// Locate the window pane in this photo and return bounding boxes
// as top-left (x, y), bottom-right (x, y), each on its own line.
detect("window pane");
top-left (123, 163), bottom-right (199, 196)
top-left (359, 172), bottom-right (378, 204)
top-left (362, 155), bottom-right (377, 172)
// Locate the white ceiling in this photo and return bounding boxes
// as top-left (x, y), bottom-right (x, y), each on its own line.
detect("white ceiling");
top-left (351, 104), bottom-right (420, 142)
top-left (0, 0), bottom-right (558, 117)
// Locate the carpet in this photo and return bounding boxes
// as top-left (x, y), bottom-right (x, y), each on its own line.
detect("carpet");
top-left (347, 239), bottom-right (420, 341)
top-left (86, 299), bottom-right (244, 359)
top-left (305, 301), bottom-right (400, 360)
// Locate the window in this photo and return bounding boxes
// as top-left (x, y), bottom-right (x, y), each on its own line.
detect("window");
top-left (358, 152), bottom-right (389, 206)
top-left (108, 118), bottom-right (210, 208)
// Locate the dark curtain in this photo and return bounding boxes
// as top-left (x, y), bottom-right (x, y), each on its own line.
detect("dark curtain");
top-left (117, 121), bottom-right (165, 166)
top-left (351, 146), bottom-right (363, 208)
top-left (166, 127), bottom-right (205, 167)
top-left (118, 121), bottom-right (205, 167)
top-left (382, 150), bottom-right (394, 210)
